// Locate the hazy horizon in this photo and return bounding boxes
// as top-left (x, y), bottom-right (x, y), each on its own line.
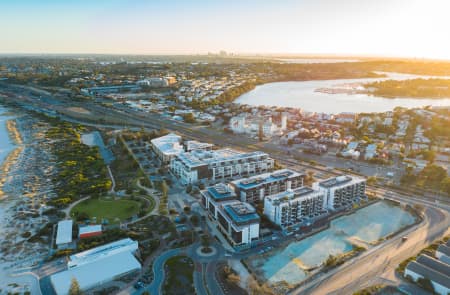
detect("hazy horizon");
top-left (1, 0), bottom-right (450, 60)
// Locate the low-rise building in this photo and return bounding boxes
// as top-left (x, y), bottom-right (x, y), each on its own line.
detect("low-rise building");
top-left (51, 238), bottom-right (141, 295)
top-left (312, 175), bottom-right (366, 211)
top-left (230, 169), bottom-right (304, 204)
top-left (364, 144), bottom-right (378, 160)
top-left (264, 187), bottom-right (326, 228)
top-left (55, 220), bottom-right (73, 249)
top-left (78, 225), bottom-right (102, 239)
top-left (150, 133), bottom-right (183, 164)
top-left (170, 149), bottom-right (274, 184)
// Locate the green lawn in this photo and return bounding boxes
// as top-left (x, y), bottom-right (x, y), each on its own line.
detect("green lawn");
top-left (71, 197), bottom-right (141, 224)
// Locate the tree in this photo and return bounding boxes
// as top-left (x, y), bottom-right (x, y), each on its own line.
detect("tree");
top-left (161, 180), bottom-right (169, 199)
top-left (183, 113), bottom-right (196, 123)
top-left (69, 277), bottom-right (82, 295)
top-left (258, 121), bottom-right (264, 142)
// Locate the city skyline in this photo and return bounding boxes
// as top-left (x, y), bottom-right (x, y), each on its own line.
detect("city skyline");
top-left (1, 0), bottom-right (450, 59)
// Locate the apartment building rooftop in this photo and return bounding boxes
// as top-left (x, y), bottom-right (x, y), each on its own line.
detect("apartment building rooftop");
top-left (175, 148), bottom-right (270, 168)
top-left (224, 202), bottom-right (260, 226)
top-left (266, 187), bottom-right (320, 203)
top-left (232, 169), bottom-right (304, 190)
top-left (205, 183), bottom-right (237, 202)
top-left (318, 175), bottom-right (364, 188)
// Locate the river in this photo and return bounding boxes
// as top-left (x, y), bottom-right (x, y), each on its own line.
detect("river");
top-left (235, 72), bottom-right (450, 113)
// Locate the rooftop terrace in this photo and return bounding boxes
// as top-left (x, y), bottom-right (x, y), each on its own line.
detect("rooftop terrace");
top-left (224, 202), bottom-right (260, 225)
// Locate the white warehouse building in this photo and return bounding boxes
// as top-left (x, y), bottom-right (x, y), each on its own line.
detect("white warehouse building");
top-left (170, 148), bottom-right (274, 184)
top-left (312, 175), bottom-right (366, 211)
top-left (50, 238), bottom-right (141, 295)
top-left (264, 187), bottom-right (326, 228)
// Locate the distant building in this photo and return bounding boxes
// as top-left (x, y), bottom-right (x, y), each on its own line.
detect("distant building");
top-left (170, 149), bottom-right (274, 184)
top-left (51, 238), bottom-right (141, 295)
top-left (313, 175), bottom-right (366, 210)
top-left (81, 85), bottom-right (140, 96)
top-left (55, 220), bottom-right (73, 249)
top-left (136, 77), bottom-right (169, 88)
top-left (78, 225), bottom-right (102, 239)
top-left (150, 133), bottom-right (183, 164)
top-left (229, 113), bottom-right (287, 137)
top-left (230, 169), bottom-right (304, 204)
top-left (364, 144), bottom-right (378, 160)
top-left (264, 187), bottom-right (326, 228)
top-left (335, 112), bottom-right (358, 123)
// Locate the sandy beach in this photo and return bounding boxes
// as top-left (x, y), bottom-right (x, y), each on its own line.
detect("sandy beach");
top-left (0, 107), bottom-right (58, 294)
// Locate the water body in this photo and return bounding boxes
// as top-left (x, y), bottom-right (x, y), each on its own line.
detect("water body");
top-left (276, 58), bottom-right (359, 64)
top-left (251, 201), bottom-right (416, 285)
top-left (0, 105), bottom-right (15, 167)
top-left (236, 72), bottom-right (450, 113)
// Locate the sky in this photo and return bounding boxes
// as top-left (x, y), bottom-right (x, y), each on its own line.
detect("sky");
top-left (1, 0), bottom-right (450, 59)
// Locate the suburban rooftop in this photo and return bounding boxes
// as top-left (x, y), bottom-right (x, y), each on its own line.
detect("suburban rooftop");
top-left (266, 186), bottom-right (322, 203)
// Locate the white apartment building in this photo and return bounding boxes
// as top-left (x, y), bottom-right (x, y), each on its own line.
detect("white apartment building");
top-left (264, 187), bottom-right (326, 228)
top-left (150, 133), bottom-right (183, 164)
top-left (312, 175), bottom-right (366, 210)
top-left (170, 148), bottom-right (274, 184)
top-left (230, 169), bottom-right (305, 204)
top-left (216, 201), bottom-right (260, 246)
top-left (229, 113), bottom-right (287, 137)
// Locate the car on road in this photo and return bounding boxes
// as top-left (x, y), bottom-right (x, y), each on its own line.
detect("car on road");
top-left (401, 236), bottom-right (408, 242)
